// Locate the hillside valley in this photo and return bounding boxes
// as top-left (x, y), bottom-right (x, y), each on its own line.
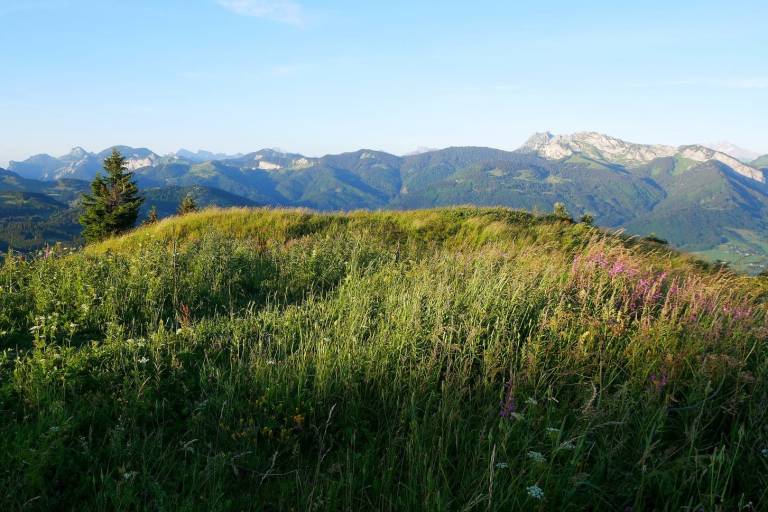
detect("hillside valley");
top-left (3, 132), bottom-right (768, 272)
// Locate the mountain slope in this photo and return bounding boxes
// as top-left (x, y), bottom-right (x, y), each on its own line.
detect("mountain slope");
top-left (519, 132), bottom-right (765, 182)
top-left (175, 149), bottom-right (243, 163)
top-left (0, 168), bottom-right (260, 251)
top-left (706, 142), bottom-right (761, 163)
top-left (141, 185), bottom-right (260, 218)
top-left (624, 160), bottom-right (768, 247)
top-left (393, 153), bottom-right (665, 226)
top-left (9, 146), bottom-right (160, 180)
top-left (6, 134), bottom-right (768, 271)
top-left (0, 169), bottom-right (89, 203)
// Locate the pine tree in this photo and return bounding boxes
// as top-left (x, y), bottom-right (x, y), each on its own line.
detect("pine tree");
top-left (178, 193), bottom-right (198, 215)
top-left (79, 149), bottom-right (144, 243)
top-left (143, 206), bottom-right (159, 226)
top-left (553, 202), bottom-right (572, 221)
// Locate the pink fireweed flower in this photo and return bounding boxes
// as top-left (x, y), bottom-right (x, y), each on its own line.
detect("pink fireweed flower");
top-left (722, 304), bottom-right (753, 321)
top-left (499, 382), bottom-right (516, 420)
top-left (649, 372), bottom-right (668, 392)
top-left (608, 261), bottom-right (627, 277)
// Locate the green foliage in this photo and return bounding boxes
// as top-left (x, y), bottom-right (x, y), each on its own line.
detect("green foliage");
top-left (751, 154), bottom-right (768, 170)
top-left (79, 150), bottom-right (143, 243)
top-left (143, 206), bottom-right (159, 226)
top-left (644, 232), bottom-right (668, 245)
top-left (579, 212), bottom-right (595, 225)
top-left (1, 207), bottom-right (766, 509)
top-left (553, 201), bottom-right (571, 221)
top-left (177, 193), bottom-right (198, 215)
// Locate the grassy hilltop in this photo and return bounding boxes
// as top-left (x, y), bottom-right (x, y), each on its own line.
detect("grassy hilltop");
top-left (1, 207), bottom-right (767, 510)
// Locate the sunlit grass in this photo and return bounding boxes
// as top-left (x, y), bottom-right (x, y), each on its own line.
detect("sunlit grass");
top-left (1, 207), bottom-right (766, 510)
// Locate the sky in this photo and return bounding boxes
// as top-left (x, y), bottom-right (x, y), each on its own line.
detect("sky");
top-left (1, 0), bottom-right (767, 166)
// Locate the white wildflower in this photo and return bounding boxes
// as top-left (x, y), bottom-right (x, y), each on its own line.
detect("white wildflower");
top-left (527, 484), bottom-right (544, 500)
top-left (527, 451), bottom-right (546, 463)
top-left (138, 357), bottom-right (149, 364)
top-left (495, 462), bottom-right (508, 469)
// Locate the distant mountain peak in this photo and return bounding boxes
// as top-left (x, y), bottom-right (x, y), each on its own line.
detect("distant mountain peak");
top-left (704, 141), bottom-right (761, 163)
top-left (65, 146), bottom-right (89, 159)
top-left (676, 145), bottom-right (765, 182)
top-left (404, 146), bottom-right (440, 156)
top-left (519, 131), bottom-right (676, 163)
top-left (175, 149), bottom-right (244, 163)
top-left (519, 131), bottom-right (765, 183)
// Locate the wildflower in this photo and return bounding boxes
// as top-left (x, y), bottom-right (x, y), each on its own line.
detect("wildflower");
top-left (498, 380), bottom-right (517, 420)
top-left (138, 356), bottom-right (149, 364)
top-left (571, 255), bottom-right (582, 273)
top-left (609, 261), bottom-right (627, 277)
top-left (761, 448), bottom-right (768, 457)
top-left (649, 371), bottom-right (668, 392)
top-left (499, 398), bottom-right (516, 419)
top-left (527, 484), bottom-right (544, 500)
top-left (495, 462), bottom-right (509, 469)
top-left (527, 451), bottom-right (546, 463)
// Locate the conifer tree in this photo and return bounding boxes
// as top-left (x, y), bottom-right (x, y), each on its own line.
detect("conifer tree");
top-left (553, 202), bottom-right (572, 221)
top-left (143, 205), bottom-right (159, 226)
top-left (178, 193), bottom-right (198, 215)
top-left (79, 149), bottom-right (143, 243)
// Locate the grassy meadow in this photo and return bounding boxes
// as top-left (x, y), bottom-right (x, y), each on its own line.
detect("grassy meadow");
top-left (1, 207), bottom-right (767, 510)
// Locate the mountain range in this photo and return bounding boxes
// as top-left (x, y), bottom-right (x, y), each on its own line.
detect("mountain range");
top-left (2, 132), bottom-right (767, 272)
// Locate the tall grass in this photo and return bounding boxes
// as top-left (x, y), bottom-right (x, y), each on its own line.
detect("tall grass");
top-left (1, 207), bottom-right (766, 510)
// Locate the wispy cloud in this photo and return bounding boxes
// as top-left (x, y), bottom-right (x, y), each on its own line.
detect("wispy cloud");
top-left (217, 0), bottom-right (304, 27)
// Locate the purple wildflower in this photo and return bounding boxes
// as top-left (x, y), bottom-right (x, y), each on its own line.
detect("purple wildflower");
top-left (649, 372), bottom-right (668, 392)
top-left (499, 382), bottom-right (516, 419)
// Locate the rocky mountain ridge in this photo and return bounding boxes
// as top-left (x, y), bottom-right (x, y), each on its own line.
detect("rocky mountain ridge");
top-left (519, 132), bottom-right (765, 183)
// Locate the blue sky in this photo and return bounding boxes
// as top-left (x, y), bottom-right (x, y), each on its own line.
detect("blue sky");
top-left (1, 0), bottom-right (766, 165)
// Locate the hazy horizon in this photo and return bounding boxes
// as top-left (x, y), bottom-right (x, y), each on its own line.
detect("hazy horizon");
top-left (1, 0), bottom-right (767, 166)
